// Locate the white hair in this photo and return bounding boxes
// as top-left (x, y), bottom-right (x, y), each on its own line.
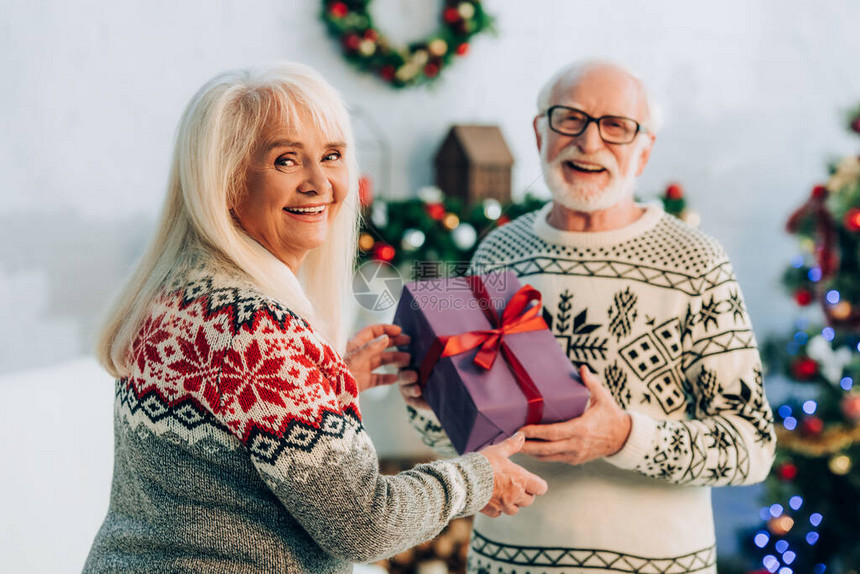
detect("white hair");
top-left (96, 62), bottom-right (359, 378)
top-left (536, 59), bottom-right (663, 134)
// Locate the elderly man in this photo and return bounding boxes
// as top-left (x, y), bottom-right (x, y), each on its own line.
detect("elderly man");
top-left (400, 61), bottom-right (775, 573)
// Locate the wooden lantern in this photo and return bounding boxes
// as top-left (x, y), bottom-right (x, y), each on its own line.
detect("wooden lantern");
top-left (434, 125), bottom-right (514, 205)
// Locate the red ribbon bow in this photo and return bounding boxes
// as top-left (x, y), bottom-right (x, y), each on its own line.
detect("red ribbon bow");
top-left (418, 275), bottom-right (548, 425)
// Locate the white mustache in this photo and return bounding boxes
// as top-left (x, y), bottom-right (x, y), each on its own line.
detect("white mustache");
top-left (553, 147), bottom-right (618, 176)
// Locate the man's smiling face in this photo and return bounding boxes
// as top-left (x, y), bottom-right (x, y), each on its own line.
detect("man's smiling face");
top-left (535, 65), bottom-right (654, 213)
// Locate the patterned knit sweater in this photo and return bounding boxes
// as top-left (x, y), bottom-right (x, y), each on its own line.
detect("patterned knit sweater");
top-left (407, 202), bottom-right (775, 574)
top-left (84, 253), bottom-right (494, 574)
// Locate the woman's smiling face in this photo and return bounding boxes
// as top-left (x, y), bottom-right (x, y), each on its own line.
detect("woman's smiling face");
top-left (232, 110), bottom-right (350, 272)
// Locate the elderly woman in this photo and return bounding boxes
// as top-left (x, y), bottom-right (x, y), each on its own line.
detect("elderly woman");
top-left (83, 63), bottom-right (546, 573)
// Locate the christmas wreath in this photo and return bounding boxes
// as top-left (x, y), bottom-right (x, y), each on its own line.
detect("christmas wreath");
top-left (321, 0), bottom-right (494, 88)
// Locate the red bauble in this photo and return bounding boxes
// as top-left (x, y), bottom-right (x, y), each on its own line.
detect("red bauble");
top-left (665, 183), bottom-right (684, 200)
top-left (497, 215), bottom-right (511, 226)
top-left (364, 29), bottom-right (378, 42)
top-left (358, 176), bottom-right (373, 208)
top-left (372, 243), bottom-right (396, 262)
top-left (791, 357), bottom-right (818, 381)
top-left (425, 203), bottom-right (446, 220)
top-left (455, 43), bottom-right (470, 56)
top-left (842, 393), bottom-right (860, 423)
top-left (329, 2), bottom-right (348, 18)
top-left (776, 462), bottom-right (798, 481)
top-left (343, 34), bottom-right (361, 51)
top-left (443, 7), bottom-right (461, 23)
top-left (380, 65), bottom-right (396, 82)
top-left (851, 116), bottom-right (860, 135)
top-left (811, 184), bottom-right (828, 199)
top-left (845, 208), bottom-right (860, 232)
top-left (800, 415), bottom-right (824, 436)
top-left (424, 62), bottom-right (440, 78)
top-left (794, 289), bottom-right (813, 306)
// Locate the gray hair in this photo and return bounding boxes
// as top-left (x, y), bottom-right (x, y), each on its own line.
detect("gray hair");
top-left (536, 60), bottom-right (663, 134)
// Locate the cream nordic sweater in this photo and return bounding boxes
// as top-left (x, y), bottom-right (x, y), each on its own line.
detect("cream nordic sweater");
top-left (407, 202), bottom-right (775, 574)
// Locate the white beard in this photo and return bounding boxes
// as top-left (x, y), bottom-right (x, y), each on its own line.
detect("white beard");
top-left (541, 143), bottom-right (638, 213)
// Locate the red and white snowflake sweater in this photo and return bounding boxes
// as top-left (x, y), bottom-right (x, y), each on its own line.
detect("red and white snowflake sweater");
top-left (84, 254), bottom-right (493, 574)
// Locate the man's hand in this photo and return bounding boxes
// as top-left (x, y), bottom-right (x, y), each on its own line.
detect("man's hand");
top-left (344, 324), bottom-right (411, 393)
top-left (479, 432), bottom-right (549, 517)
top-left (397, 367), bottom-right (430, 410)
top-left (519, 365), bottom-right (632, 465)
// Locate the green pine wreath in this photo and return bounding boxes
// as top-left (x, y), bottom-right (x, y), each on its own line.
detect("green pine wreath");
top-left (321, 0), bottom-right (494, 88)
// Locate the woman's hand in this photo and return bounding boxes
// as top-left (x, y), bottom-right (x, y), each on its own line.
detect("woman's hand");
top-left (344, 324), bottom-right (412, 393)
top-left (479, 432), bottom-right (549, 517)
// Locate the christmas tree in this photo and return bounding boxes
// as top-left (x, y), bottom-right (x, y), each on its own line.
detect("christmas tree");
top-left (741, 106), bottom-right (860, 574)
top-left (357, 181), bottom-right (697, 281)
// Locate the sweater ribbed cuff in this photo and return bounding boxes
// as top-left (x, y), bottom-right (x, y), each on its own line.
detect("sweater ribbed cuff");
top-left (452, 452), bottom-right (495, 518)
top-left (603, 411), bottom-right (658, 470)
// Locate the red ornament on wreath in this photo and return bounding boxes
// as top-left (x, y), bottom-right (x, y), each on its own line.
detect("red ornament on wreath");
top-left (329, 2), bottom-right (348, 18)
top-left (424, 62), bottom-right (441, 78)
top-left (851, 115), bottom-right (860, 135)
top-left (343, 34), bottom-right (361, 52)
top-left (791, 357), bottom-right (818, 381)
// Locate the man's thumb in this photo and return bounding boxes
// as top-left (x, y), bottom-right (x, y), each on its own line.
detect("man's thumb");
top-left (579, 365), bottom-right (602, 392)
top-left (371, 334), bottom-right (389, 349)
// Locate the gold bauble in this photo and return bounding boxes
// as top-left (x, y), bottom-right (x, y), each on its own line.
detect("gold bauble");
top-left (767, 515), bottom-right (795, 536)
top-left (442, 213), bottom-right (460, 230)
top-left (428, 39), bottom-right (448, 57)
top-left (395, 63), bottom-right (420, 82)
top-left (411, 50), bottom-right (429, 66)
top-left (358, 39), bottom-right (376, 57)
top-left (829, 454), bottom-right (852, 475)
top-left (830, 301), bottom-right (853, 321)
top-left (458, 2), bottom-right (476, 19)
top-left (359, 233), bottom-right (375, 251)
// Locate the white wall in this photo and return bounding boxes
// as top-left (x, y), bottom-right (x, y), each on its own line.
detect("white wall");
top-left (3, 0), bottom-right (860, 374)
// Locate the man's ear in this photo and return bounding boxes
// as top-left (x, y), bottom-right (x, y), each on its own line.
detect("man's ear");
top-left (634, 135), bottom-right (656, 177)
top-left (533, 116), bottom-right (543, 153)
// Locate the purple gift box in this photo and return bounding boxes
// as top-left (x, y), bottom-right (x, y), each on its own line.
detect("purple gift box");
top-left (393, 271), bottom-right (589, 454)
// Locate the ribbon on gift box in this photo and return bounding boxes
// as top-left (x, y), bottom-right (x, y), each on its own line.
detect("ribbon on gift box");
top-left (418, 275), bottom-right (548, 425)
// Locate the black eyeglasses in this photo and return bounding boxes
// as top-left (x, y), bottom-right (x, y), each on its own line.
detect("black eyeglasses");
top-left (545, 105), bottom-right (647, 145)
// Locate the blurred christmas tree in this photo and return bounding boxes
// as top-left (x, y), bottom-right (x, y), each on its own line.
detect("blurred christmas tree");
top-left (357, 180), bottom-right (697, 280)
top-left (740, 106), bottom-right (860, 574)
